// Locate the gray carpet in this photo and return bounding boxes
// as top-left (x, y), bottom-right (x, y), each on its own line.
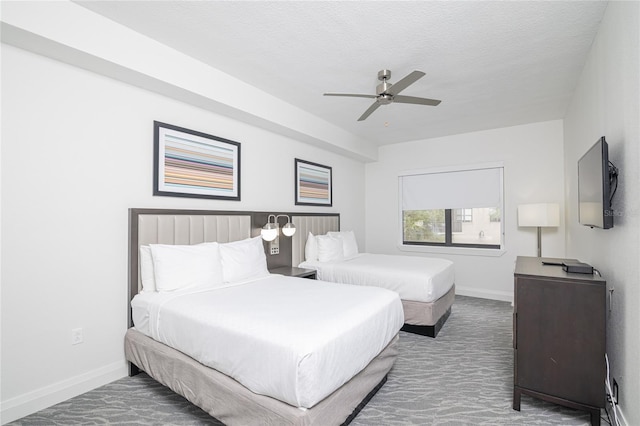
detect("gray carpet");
top-left (10, 296), bottom-right (607, 425)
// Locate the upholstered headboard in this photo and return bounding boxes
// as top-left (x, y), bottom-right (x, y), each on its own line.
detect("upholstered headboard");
top-left (128, 208), bottom-right (253, 326)
top-left (291, 214), bottom-right (340, 267)
top-left (127, 209), bottom-right (341, 326)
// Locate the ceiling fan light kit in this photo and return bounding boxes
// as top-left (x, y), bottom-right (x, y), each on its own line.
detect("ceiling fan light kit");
top-left (324, 69), bottom-right (441, 121)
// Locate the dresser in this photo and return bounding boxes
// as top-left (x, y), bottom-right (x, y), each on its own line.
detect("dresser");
top-left (513, 256), bottom-right (606, 426)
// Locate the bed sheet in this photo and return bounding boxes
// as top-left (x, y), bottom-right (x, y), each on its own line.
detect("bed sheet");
top-left (131, 275), bottom-right (403, 409)
top-left (300, 253), bottom-right (454, 303)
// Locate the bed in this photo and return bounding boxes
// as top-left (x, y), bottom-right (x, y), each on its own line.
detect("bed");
top-left (292, 214), bottom-right (455, 337)
top-left (125, 208), bottom-right (403, 426)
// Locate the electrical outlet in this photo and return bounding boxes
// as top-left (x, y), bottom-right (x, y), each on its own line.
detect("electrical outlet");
top-left (613, 379), bottom-right (619, 404)
top-left (71, 328), bottom-right (83, 345)
top-left (269, 238), bottom-right (280, 255)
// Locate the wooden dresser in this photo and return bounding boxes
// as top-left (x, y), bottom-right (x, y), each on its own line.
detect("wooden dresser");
top-left (513, 256), bottom-right (606, 426)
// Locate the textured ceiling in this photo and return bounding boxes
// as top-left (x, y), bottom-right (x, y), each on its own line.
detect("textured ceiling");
top-left (75, 1), bottom-right (607, 146)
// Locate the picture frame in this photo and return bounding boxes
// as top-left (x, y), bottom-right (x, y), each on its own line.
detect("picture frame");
top-left (153, 121), bottom-right (241, 201)
top-left (295, 158), bottom-right (332, 206)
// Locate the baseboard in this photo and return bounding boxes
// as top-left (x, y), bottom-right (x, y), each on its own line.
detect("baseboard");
top-left (1, 361), bottom-right (128, 425)
top-left (455, 285), bottom-right (513, 303)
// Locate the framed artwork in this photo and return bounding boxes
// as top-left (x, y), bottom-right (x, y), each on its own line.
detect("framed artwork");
top-left (295, 158), bottom-right (332, 206)
top-left (153, 121), bottom-right (241, 201)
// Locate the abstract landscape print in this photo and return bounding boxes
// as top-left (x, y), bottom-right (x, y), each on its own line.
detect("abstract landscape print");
top-left (295, 158), bottom-right (332, 206)
top-left (154, 121), bottom-right (240, 200)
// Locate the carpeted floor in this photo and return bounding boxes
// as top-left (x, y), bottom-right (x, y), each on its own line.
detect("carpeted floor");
top-left (9, 296), bottom-right (607, 425)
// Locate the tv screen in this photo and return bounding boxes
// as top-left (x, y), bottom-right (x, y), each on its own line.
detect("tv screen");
top-left (578, 137), bottom-right (615, 229)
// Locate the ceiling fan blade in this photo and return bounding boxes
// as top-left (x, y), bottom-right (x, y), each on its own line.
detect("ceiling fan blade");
top-left (393, 95), bottom-right (441, 106)
top-left (357, 102), bottom-right (381, 121)
top-left (324, 93), bottom-right (376, 99)
top-left (387, 71), bottom-right (426, 96)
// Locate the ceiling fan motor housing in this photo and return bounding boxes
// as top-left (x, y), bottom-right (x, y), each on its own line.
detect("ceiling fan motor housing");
top-left (376, 92), bottom-right (393, 104)
top-left (376, 69), bottom-right (394, 103)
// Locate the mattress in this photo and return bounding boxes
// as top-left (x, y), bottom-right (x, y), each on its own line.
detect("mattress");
top-left (131, 275), bottom-right (403, 409)
top-left (300, 253), bottom-right (455, 303)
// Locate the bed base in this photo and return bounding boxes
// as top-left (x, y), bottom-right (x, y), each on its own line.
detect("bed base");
top-left (400, 284), bottom-right (455, 338)
top-left (340, 375), bottom-right (387, 426)
top-left (401, 306), bottom-right (452, 337)
top-left (125, 329), bottom-right (398, 426)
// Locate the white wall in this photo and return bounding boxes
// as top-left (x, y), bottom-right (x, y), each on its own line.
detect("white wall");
top-left (365, 120), bottom-right (566, 301)
top-left (0, 45), bottom-right (365, 423)
top-left (1, 1), bottom-right (377, 163)
top-left (563, 2), bottom-right (639, 424)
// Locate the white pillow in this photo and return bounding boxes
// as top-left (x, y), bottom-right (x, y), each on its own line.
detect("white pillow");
top-left (316, 234), bottom-right (345, 262)
top-left (139, 245), bottom-right (156, 292)
top-left (305, 232), bottom-right (318, 262)
top-left (219, 236), bottom-right (269, 283)
top-left (328, 230), bottom-right (359, 258)
top-left (150, 243), bottom-right (223, 292)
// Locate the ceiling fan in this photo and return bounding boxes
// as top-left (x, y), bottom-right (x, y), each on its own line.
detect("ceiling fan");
top-left (324, 69), bottom-right (441, 121)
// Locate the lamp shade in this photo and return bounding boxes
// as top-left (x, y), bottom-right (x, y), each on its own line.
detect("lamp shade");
top-left (281, 222), bottom-right (296, 237)
top-left (518, 203), bottom-right (560, 227)
top-left (261, 223), bottom-right (278, 241)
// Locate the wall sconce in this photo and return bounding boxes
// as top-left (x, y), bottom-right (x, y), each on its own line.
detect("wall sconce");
top-left (261, 214), bottom-right (296, 255)
top-left (261, 217), bottom-right (279, 242)
top-left (518, 203), bottom-right (560, 257)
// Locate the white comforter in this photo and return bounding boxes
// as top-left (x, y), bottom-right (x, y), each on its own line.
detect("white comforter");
top-left (131, 275), bottom-right (403, 409)
top-left (300, 253), bottom-right (455, 303)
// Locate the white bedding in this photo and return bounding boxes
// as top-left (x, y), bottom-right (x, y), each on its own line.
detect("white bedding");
top-left (131, 274), bottom-right (403, 409)
top-left (300, 253), bottom-right (454, 303)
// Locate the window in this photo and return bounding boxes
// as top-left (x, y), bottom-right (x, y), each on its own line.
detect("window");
top-left (455, 208), bottom-right (473, 223)
top-left (452, 208), bottom-right (472, 232)
top-left (399, 165), bottom-right (504, 250)
top-left (489, 207), bottom-right (501, 222)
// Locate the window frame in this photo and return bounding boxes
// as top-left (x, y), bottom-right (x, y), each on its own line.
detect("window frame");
top-left (398, 163), bottom-right (505, 256)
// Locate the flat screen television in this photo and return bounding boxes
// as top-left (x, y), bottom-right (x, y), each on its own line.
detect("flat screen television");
top-left (578, 136), bottom-right (618, 229)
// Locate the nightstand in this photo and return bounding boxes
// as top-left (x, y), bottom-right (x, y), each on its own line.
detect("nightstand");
top-left (269, 266), bottom-right (317, 280)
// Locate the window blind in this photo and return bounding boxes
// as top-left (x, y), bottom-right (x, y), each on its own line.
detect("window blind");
top-left (401, 167), bottom-right (502, 210)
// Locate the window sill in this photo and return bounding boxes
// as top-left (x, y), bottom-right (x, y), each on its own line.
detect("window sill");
top-left (398, 244), bottom-right (506, 257)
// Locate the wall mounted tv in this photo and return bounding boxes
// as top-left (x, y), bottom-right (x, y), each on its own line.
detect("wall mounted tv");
top-left (578, 136), bottom-right (618, 229)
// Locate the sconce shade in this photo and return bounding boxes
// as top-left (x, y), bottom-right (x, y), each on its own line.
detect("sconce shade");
top-left (518, 203), bottom-right (560, 227)
top-left (261, 223), bottom-right (278, 241)
top-left (261, 214), bottom-right (295, 243)
top-left (282, 222), bottom-right (296, 237)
